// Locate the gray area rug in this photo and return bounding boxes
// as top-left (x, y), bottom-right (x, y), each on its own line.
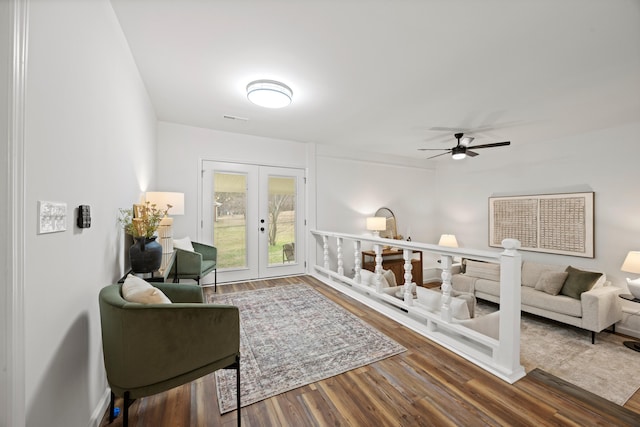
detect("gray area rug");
top-left (211, 284), bottom-right (406, 414)
top-left (476, 301), bottom-right (640, 405)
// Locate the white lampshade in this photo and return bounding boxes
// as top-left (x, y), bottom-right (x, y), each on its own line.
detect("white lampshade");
top-left (366, 217), bottom-right (386, 232)
top-left (621, 251), bottom-right (640, 274)
top-left (246, 80), bottom-right (293, 108)
top-left (438, 234), bottom-right (459, 248)
top-left (145, 192), bottom-right (185, 216)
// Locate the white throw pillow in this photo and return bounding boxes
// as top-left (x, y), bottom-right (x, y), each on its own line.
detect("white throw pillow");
top-left (382, 269), bottom-right (397, 286)
top-left (358, 269), bottom-right (389, 287)
top-left (415, 287), bottom-right (471, 320)
top-left (173, 236), bottom-right (194, 252)
top-left (122, 274), bottom-right (171, 304)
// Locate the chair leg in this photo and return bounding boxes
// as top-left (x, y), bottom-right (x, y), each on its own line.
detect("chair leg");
top-left (236, 356), bottom-right (241, 427)
top-left (592, 331), bottom-right (595, 344)
top-left (215, 269), bottom-right (217, 293)
top-left (123, 391), bottom-right (131, 427)
top-left (109, 391), bottom-right (115, 422)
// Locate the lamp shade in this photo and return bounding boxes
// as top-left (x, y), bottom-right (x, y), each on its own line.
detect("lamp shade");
top-left (145, 192), bottom-right (185, 215)
top-left (366, 217), bottom-right (386, 232)
top-left (438, 234), bottom-right (459, 248)
top-left (621, 251), bottom-right (640, 274)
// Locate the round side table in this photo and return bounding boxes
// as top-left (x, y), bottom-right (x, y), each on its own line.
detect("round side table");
top-left (619, 294), bottom-right (640, 352)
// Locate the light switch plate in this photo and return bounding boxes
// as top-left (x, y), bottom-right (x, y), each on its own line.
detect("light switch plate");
top-left (38, 201), bottom-right (67, 234)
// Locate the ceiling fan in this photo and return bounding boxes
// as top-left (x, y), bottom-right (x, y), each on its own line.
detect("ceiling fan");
top-left (419, 133), bottom-right (511, 160)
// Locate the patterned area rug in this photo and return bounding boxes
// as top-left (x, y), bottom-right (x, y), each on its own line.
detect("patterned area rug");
top-left (476, 301), bottom-right (640, 405)
top-left (211, 284), bottom-right (406, 414)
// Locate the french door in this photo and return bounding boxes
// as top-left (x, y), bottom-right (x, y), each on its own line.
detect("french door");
top-left (201, 161), bottom-right (305, 283)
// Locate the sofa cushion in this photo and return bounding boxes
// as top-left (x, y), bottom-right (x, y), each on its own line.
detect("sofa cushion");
top-left (534, 271), bottom-right (569, 295)
top-left (464, 260), bottom-right (501, 282)
top-left (474, 279), bottom-right (500, 297)
top-left (522, 287), bottom-right (582, 317)
top-left (560, 266), bottom-right (603, 299)
top-left (521, 261), bottom-right (566, 287)
top-left (173, 236), bottom-right (195, 252)
top-left (122, 274), bottom-right (171, 304)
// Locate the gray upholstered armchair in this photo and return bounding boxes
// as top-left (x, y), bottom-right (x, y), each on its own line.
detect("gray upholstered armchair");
top-left (169, 242), bottom-right (218, 290)
top-left (98, 282), bottom-right (240, 426)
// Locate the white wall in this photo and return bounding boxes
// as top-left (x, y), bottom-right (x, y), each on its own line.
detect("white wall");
top-left (156, 121), bottom-right (310, 241)
top-left (435, 122), bottom-right (640, 335)
top-left (315, 145), bottom-right (438, 274)
top-left (23, 1), bottom-right (156, 426)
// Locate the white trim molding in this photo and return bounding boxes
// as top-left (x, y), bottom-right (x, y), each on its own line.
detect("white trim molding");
top-left (4, 0), bottom-right (28, 426)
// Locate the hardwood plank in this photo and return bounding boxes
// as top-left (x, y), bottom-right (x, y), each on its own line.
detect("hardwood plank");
top-left (99, 275), bottom-right (640, 427)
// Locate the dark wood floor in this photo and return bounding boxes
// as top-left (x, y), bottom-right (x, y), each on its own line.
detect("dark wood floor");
top-left (100, 275), bottom-right (640, 426)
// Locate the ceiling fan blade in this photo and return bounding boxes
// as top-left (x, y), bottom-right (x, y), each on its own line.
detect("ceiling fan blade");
top-left (466, 141), bottom-right (511, 150)
top-left (418, 148), bottom-right (450, 151)
top-left (460, 136), bottom-right (474, 146)
top-left (426, 151), bottom-right (452, 160)
top-left (466, 150), bottom-right (479, 157)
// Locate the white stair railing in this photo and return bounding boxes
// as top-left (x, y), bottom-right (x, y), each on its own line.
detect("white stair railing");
top-left (310, 230), bottom-right (525, 384)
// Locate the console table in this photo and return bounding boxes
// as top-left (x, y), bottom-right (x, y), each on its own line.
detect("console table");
top-left (362, 249), bottom-right (423, 286)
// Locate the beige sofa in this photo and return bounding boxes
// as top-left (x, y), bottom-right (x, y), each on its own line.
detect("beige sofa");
top-left (451, 260), bottom-right (623, 343)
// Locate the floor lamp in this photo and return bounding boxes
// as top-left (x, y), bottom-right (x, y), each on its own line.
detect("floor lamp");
top-left (145, 192), bottom-right (185, 273)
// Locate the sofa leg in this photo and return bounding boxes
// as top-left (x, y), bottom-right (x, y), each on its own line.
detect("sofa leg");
top-left (592, 331), bottom-right (595, 344)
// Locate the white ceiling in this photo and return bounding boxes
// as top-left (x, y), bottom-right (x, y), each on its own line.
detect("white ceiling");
top-left (110, 0), bottom-right (640, 160)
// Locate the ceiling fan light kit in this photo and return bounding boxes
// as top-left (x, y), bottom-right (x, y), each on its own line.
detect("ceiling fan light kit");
top-left (246, 79), bottom-right (293, 108)
top-left (419, 132), bottom-right (511, 160)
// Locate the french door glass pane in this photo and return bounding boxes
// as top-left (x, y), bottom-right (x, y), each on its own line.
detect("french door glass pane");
top-left (268, 175), bottom-right (296, 266)
top-left (213, 172), bottom-right (247, 269)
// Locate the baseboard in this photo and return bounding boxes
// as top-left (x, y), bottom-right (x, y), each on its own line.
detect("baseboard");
top-left (88, 388), bottom-right (111, 427)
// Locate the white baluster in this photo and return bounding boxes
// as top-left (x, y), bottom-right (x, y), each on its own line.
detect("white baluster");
top-left (374, 244), bottom-right (383, 293)
top-left (354, 240), bottom-right (362, 284)
top-left (403, 249), bottom-right (414, 306)
top-left (440, 254), bottom-right (453, 322)
top-left (323, 235), bottom-right (330, 270)
top-left (337, 237), bottom-right (344, 276)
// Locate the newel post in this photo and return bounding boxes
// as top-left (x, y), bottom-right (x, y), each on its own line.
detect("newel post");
top-left (496, 238), bottom-right (523, 373)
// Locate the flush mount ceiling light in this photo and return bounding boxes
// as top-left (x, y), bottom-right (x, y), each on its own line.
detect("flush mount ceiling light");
top-left (246, 80), bottom-right (293, 108)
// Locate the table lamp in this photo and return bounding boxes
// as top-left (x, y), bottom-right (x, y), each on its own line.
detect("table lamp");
top-left (366, 217), bottom-right (386, 237)
top-left (621, 251), bottom-right (640, 299)
top-left (438, 234), bottom-right (459, 248)
top-left (145, 191), bottom-right (185, 272)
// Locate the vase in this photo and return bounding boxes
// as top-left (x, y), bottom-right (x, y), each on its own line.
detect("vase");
top-left (129, 236), bottom-right (163, 273)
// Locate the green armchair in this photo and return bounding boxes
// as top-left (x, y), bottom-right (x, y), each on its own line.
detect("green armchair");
top-left (98, 282), bottom-right (240, 426)
top-left (169, 241), bottom-right (218, 290)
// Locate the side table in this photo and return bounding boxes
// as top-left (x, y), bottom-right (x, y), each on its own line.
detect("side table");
top-left (118, 251), bottom-right (176, 284)
top-left (619, 294), bottom-right (640, 352)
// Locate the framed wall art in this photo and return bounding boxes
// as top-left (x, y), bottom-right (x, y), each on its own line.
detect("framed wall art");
top-left (489, 192), bottom-right (594, 258)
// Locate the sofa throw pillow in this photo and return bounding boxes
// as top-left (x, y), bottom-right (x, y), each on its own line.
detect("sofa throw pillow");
top-left (534, 271), bottom-right (569, 295)
top-left (415, 287), bottom-right (471, 320)
top-left (382, 269), bottom-right (397, 286)
top-left (173, 236), bottom-right (194, 252)
top-left (122, 274), bottom-right (171, 304)
top-left (358, 269), bottom-right (390, 288)
top-left (560, 266), bottom-right (603, 299)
